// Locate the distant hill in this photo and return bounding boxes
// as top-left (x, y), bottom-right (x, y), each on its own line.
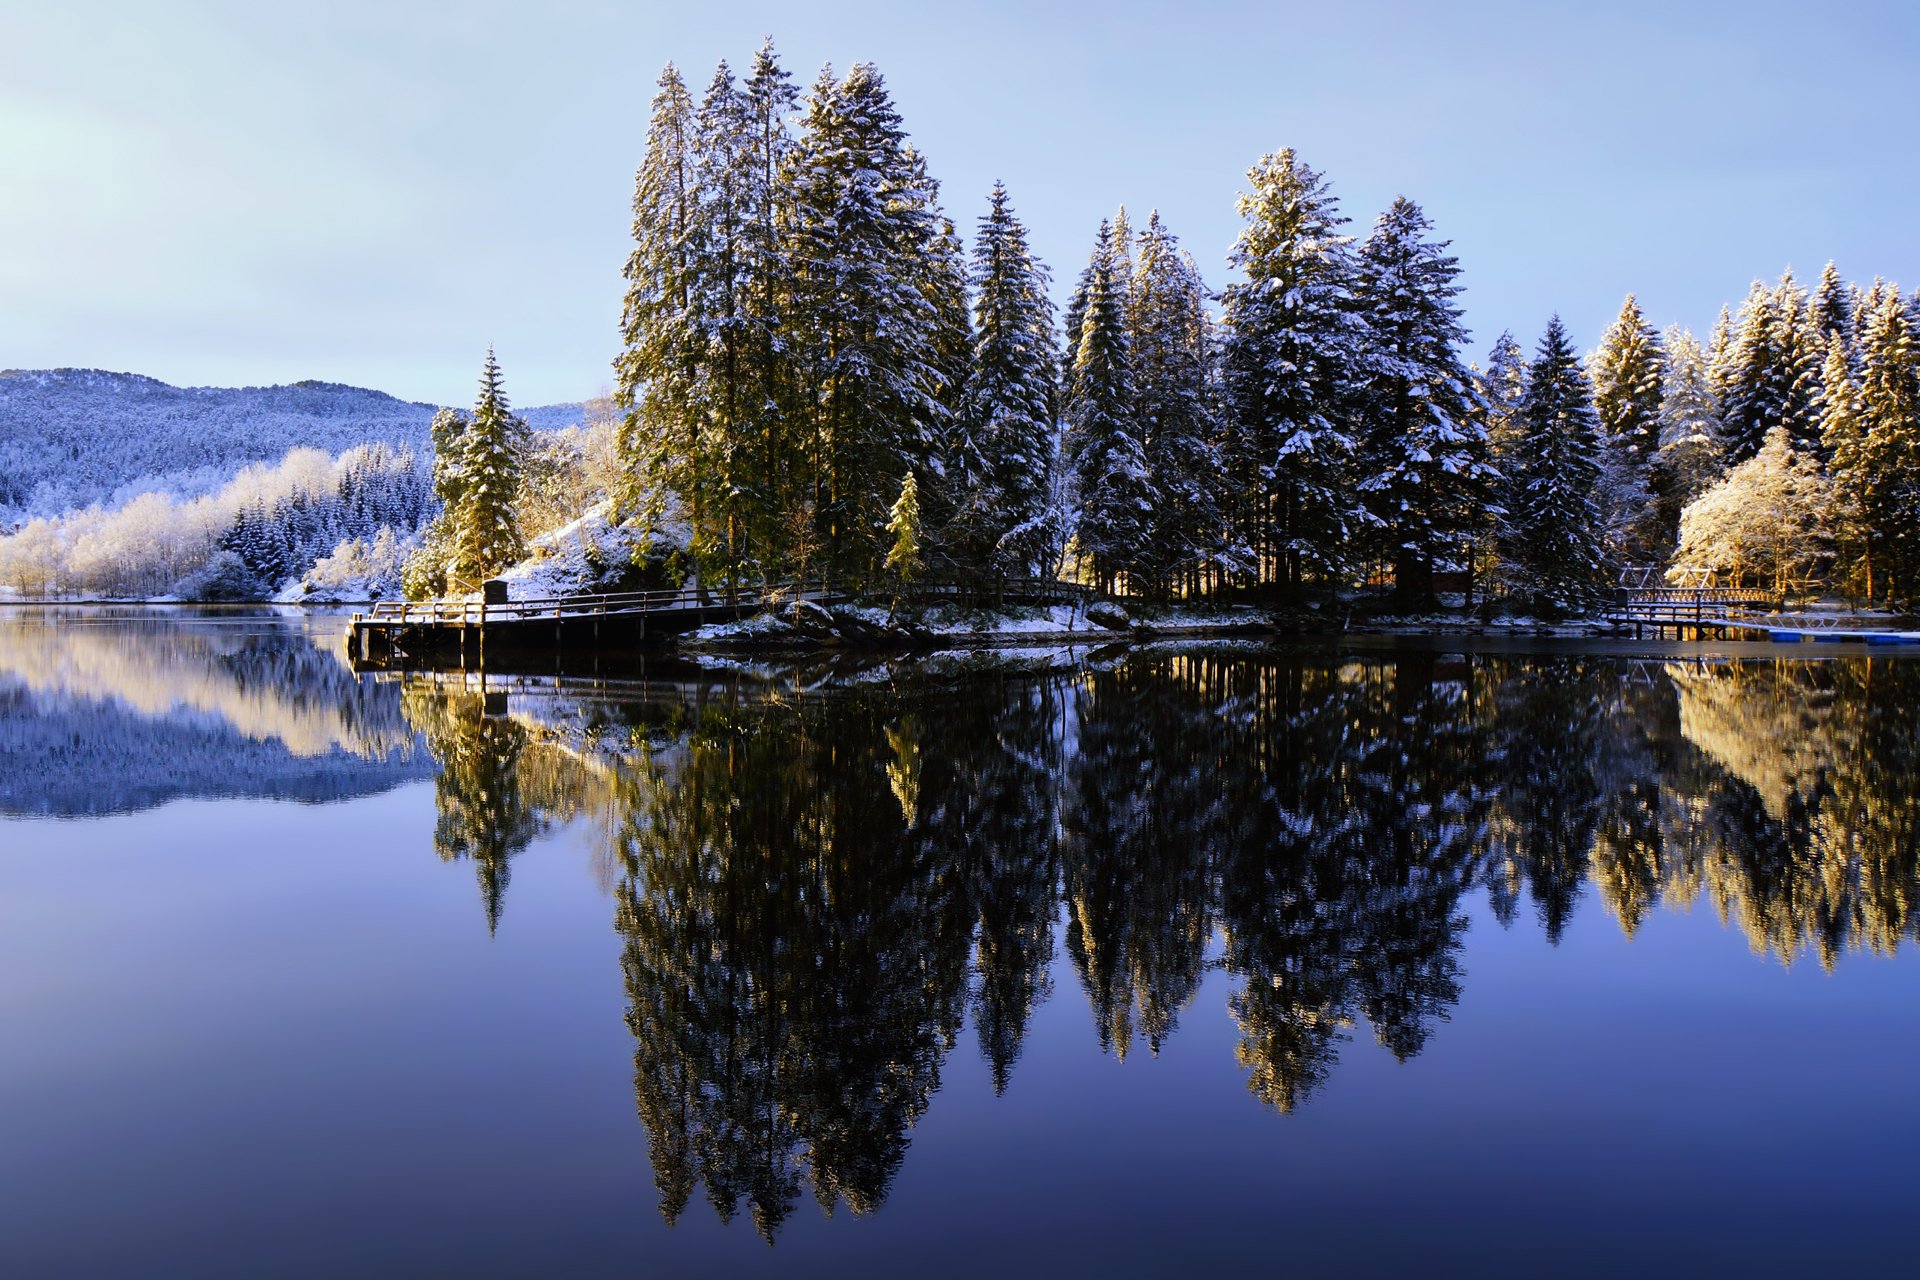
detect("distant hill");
top-left (0, 368), bottom-right (589, 519)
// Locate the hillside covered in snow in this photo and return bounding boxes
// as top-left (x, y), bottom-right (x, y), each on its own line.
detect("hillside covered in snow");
top-left (0, 368), bottom-right (587, 521)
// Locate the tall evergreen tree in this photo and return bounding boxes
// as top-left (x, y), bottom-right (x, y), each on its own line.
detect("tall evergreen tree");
top-left (1478, 331), bottom-right (1529, 594)
top-left (1589, 295), bottom-right (1664, 561)
top-left (1127, 211), bottom-right (1220, 595)
top-left (1064, 220), bottom-right (1147, 591)
top-left (1352, 197), bottom-right (1491, 604)
top-left (1842, 291), bottom-right (1920, 600)
top-left (1218, 149), bottom-right (1365, 594)
top-left (450, 349), bottom-right (528, 585)
top-left (1810, 260), bottom-right (1854, 349)
top-left (1589, 294), bottom-right (1664, 467)
top-left (1722, 272), bottom-right (1821, 460)
top-left (954, 182), bottom-right (1059, 575)
top-left (784, 62), bottom-right (947, 577)
top-left (615, 65), bottom-right (701, 524)
top-left (1650, 326), bottom-right (1727, 554)
top-left (1504, 317), bottom-right (1607, 610)
top-left (739, 39), bottom-right (801, 570)
top-left (1820, 331), bottom-right (1871, 595)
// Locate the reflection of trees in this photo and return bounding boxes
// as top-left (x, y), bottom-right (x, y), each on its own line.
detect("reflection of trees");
top-left (390, 647), bottom-right (1920, 1235)
top-left (1211, 654), bottom-right (1482, 1112)
top-left (1063, 660), bottom-right (1216, 1060)
top-left (404, 685), bottom-right (543, 932)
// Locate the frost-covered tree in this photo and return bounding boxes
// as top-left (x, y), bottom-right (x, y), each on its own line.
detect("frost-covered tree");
top-left (1648, 326), bottom-right (1727, 555)
top-left (1218, 149), bottom-right (1364, 594)
top-left (1502, 317), bottom-right (1607, 610)
top-left (1836, 290), bottom-right (1920, 600)
top-left (785, 62), bottom-right (949, 578)
top-left (1671, 426), bottom-right (1831, 593)
top-left (615, 65), bottom-right (700, 523)
top-left (1721, 273), bottom-right (1821, 460)
top-left (1819, 332), bottom-right (1872, 595)
top-left (954, 181), bottom-right (1058, 575)
top-left (1477, 331), bottom-right (1529, 595)
top-left (1810, 260), bottom-right (1854, 351)
top-left (448, 350), bottom-right (528, 586)
top-left (1063, 220), bottom-right (1147, 591)
top-left (1589, 295), bottom-right (1664, 469)
top-left (1127, 211), bottom-right (1220, 595)
top-left (1352, 197), bottom-right (1491, 605)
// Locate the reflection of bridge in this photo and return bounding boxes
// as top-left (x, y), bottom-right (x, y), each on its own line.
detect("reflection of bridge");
top-left (346, 579), bottom-right (1094, 670)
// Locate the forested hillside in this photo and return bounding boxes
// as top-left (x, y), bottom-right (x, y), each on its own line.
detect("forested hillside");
top-left (0, 368), bottom-right (591, 522)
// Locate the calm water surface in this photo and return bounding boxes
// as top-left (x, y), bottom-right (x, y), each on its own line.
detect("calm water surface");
top-left (2, 608), bottom-right (1917, 1278)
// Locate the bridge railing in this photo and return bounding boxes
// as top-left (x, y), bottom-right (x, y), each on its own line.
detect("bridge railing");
top-left (359, 576), bottom-right (1095, 628)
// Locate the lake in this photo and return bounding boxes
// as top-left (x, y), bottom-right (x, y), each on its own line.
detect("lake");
top-left (2, 608), bottom-right (1917, 1278)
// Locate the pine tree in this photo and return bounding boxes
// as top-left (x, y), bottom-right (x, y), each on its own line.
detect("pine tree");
top-left (1649, 326), bottom-right (1726, 555)
top-left (1218, 149), bottom-right (1365, 594)
top-left (1352, 197), bottom-right (1491, 605)
top-left (1064, 220), bottom-right (1147, 591)
top-left (1589, 295), bottom-right (1664, 467)
top-left (954, 181), bottom-right (1059, 575)
top-left (884, 472), bottom-right (922, 581)
top-left (1478, 331), bottom-right (1529, 594)
top-left (615, 65), bottom-right (701, 523)
top-left (1722, 272), bottom-right (1821, 460)
top-left (739, 39), bottom-right (801, 570)
top-left (1504, 317), bottom-right (1607, 611)
top-left (1127, 211), bottom-right (1220, 596)
top-left (1810, 260), bottom-right (1854, 348)
top-left (785, 62), bottom-right (946, 578)
top-left (450, 349), bottom-right (528, 586)
top-left (1819, 331), bottom-right (1871, 595)
top-left (1844, 291), bottom-right (1920, 600)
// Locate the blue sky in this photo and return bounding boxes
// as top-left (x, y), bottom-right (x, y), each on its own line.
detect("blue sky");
top-left (2, 0), bottom-right (1916, 406)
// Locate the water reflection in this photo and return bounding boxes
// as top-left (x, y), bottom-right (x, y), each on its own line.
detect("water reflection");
top-left (391, 647), bottom-right (1920, 1233)
top-left (0, 606), bottom-right (426, 815)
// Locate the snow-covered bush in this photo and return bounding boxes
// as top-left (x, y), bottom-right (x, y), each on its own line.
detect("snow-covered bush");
top-left (174, 550), bottom-right (266, 601)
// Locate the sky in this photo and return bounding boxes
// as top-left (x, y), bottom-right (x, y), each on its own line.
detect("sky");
top-left (2, 0), bottom-right (1917, 407)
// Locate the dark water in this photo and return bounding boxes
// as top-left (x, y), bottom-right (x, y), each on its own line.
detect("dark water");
top-left (2, 609), bottom-right (1918, 1278)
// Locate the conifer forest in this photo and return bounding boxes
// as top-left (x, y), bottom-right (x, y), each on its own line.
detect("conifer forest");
top-left (583, 40), bottom-right (1920, 613)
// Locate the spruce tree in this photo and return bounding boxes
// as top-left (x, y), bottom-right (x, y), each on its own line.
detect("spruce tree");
top-left (1650, 326), bottom-right (1726, 554)
top-left (1819, 331), bottom-right (1871, 595)
top-left (1478, 331), bottom-right (1528, 594)
top-left (740, 39), bottom-right (801, 569)
top-left (1064, 220), bottom-right (1147, 591)
top-left (1352, 197), bottom-right (1491, 605)
top-left (784, 62), bottom-right (945, 578)
top-left (451, 349), bottom-right (528, 586)
top-left (1504, 317), bottom-right (1607, 611)
top-left (1589, 294), bottom-right (1664, 467)
top-left (1588, 294), bottom-right (1664, 561)
top-left (1845, 291), bottom-right (1920, 599)
top-left (955, 181), bottom-right (1059, 575)
top-left (1218, 149), bottom-right (1365, 594)
top-left (1810, 260), bottom-right (1854, 348)
top-left (615, 65), bottom-right (700, 523)
top-left (1127, 211), bottom-right (1220, 596)
top-left (1722, 272), bottom-right (1821, 460)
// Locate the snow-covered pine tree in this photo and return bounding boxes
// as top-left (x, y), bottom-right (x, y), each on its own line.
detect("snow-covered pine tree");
top-left (1351, 197), bottom-right (1491, 606)
top-left (1648, 326), bottom-right (1726, 555)
top-left (1819, 331), bottom-right (1871, 595)
top-left (1721, 272), bottom-right (1821, 460)
top-left (1589, 295), bottom-right (1664, 468)
top-left (1064, 220), bottom-right (1148, 592)
top-left (739, 39), bottom-right (801, 569)
top-left (1218, 149), bottom-right (1365, 595)
top-left (955, 181), bottom-right (1059, 576)
top-left (1504, 317), bottom-right (1607, 611)
top-left (911, 184), bottom-right (975, 569)
top-left (688, 59), bottom-right (760, 578)
top-left (450, 349), bottom-right (528, 586)
top-left (784, 62), bottom-right (945, 579)
top-left (1588, 294), bottom-right (1664, 562)
top-left (1127, 211), bottom-right (1220, 596)
top-left (1707, 304), bottom-right (1737, 410)
top-left (615, 65), bottom-right (700, 524)
top-left (1810, 260), bottom-right (1854, 349)
top-left (1477, 331), bottom-right (1529, 595)
top-left (1844, 290), bottom-right (1920, 600)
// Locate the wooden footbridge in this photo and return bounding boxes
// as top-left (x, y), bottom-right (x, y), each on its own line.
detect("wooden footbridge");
top-left (1610, 567), bottom-right (1920, 644)
top-left (345, 577), bottom-right (1095, 671)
